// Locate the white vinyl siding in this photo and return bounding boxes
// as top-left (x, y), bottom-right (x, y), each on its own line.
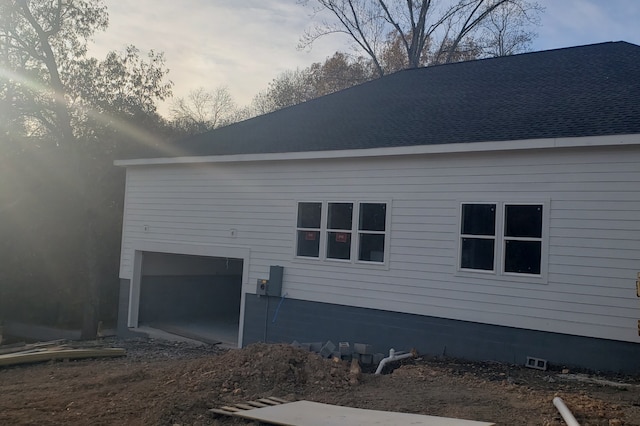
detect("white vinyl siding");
top-left (119, 143), bottom-right (640, 344)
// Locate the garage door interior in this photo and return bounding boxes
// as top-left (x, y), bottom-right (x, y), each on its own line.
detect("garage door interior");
top-left (138, 251), bottom-right (243, 346)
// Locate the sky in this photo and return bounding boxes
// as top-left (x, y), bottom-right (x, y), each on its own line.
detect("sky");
top-left (89, 0), bottom-right (640, 115)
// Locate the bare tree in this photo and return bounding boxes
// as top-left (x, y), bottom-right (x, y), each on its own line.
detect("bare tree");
top-left (299, 0), bottom-right (543, 76)
top-left (170, 86), bottom-right (236, 135)
top-left (477, 0), bottom-right (542, 57)
top-left (249, 52), bottom-right (375, 115)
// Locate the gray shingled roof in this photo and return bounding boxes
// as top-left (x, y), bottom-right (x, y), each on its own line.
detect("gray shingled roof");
top-left (143, 41), bottom-right (640, 159)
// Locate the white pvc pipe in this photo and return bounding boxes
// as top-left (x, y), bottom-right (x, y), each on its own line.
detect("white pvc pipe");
top-left (553, 397), bottom-right (580, 426)
top-left (374, 348), bottom-right (414, 374)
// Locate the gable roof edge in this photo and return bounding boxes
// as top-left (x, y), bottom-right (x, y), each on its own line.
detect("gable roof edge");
top-left (115, 133), bottom-right (640, 167)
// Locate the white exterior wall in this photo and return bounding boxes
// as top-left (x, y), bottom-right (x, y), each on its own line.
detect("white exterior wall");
top-left (119, 144), bottom-right (640, 343)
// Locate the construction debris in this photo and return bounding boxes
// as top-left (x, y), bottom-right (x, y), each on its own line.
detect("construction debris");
top-left (557, 373), bottom-right (637, 389)
top-left (210, 396), bottom-right (291, 417)
top-left (210, 399), bottom-right (495, 425)
top-left (0, 340), bottom-right (125, 367)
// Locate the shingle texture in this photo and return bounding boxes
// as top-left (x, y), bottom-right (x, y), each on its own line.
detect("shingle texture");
top-left (139, 42), bottom-right (640, 159)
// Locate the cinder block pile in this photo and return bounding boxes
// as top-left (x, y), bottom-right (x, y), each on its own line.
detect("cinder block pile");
top-left (291, 340), bottom-right (385, 366)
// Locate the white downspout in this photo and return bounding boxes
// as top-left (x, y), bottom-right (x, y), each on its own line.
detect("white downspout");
top-left (553, 397), bottom-right (580, 426)
top-left (374, 348), bottom-right (415, 375)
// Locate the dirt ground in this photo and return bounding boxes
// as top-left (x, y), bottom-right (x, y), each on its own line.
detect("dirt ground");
top-left (0, 337), bottom-right (639, 425)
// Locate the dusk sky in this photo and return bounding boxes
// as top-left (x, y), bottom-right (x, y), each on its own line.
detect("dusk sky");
top-left (89, 1), bottom-right (640, 113)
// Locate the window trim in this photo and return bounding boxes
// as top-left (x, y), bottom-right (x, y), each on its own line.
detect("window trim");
top-left (501, 203), bottom-right (544, 277)
top-left (295, 201), bottom-right (324, 260)
top-left (293, 200), bottom-right (391, 268)
top-left (459, 203), bottom-right (497, 272)
top-left (456, 200), bottom-right (549, 284)
top-left (326, 202), bottom-right (355, 261)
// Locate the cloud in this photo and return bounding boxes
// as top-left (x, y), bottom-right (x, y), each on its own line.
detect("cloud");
top-left (89, 0), bottom-right (350, 112)
top-left (88, 0), bottom-right (640, 116)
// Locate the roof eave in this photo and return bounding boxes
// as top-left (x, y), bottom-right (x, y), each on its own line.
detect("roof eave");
top-left (114, 133), bottom-right (640, 167)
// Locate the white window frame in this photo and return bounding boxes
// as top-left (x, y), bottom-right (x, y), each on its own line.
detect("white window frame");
top-left (501, 203), bottom-right (544, 277)
top-left (456, 200), bottom-right (549, 284)
top-left (293, 200), bottom-right (391, 268)
top-left (326, 202), bottom-right (355, 262)
top-left (295, 201), bottom-right (323, 260)
top-left (459, 203), bottom-right (497, 274)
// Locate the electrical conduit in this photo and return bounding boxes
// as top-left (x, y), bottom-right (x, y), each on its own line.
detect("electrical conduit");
top-left (553, 397), bottom-right (580, 426)
top-left (374, 348), bottom-right (414, 375)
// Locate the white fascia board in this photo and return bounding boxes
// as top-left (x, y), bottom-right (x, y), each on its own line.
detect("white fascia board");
top-left (113, 133), bottom-right (640, 167)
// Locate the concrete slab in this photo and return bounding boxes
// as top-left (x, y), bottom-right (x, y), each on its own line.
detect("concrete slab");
top-left (136, 319), bottom-right (239, 348)
top-left (134, 326), bottom-right (207, 346)
top-left (229, 400), bottom-right (495, 426)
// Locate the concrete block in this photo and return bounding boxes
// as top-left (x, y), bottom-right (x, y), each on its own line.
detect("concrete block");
top-left (354, 343), bottom-right (374, 355)
top-left (331, 351), bottom-right (342, 359)
top-left (373, 353), bottom-right (385, 365)
top-left (360, 354), bottom-right (373, 365)
top-left (351, 353), bottom-right (360, 362)
top-left (525, 356), bottom-right (547, 371)
top-left (292, 340), bottom-right (311, 352)
top-left (320, 340), bottom-right (336, 358)
top-left (309, 342), bottom-right (324, 353)
top-left (339, 342), bottom-right (351, 355)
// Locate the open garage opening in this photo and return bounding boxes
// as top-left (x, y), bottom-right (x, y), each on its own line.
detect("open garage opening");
top-left (137, 251), bottom-right (243, 347)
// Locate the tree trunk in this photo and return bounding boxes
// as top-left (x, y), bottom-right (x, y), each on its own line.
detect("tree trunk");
top-left (21, 2), bottom-right (101, 338)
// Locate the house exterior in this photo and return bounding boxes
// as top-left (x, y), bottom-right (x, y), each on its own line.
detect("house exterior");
top-left (116, 42), bottom-right (640, 372)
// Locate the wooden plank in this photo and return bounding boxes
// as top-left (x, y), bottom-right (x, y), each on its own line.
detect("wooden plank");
top-left (0, 340), bottom-right (67, 356)
top-left (219, 406), bottom-right (241, 413)
top-left (0, 343), bottom-right (28, 355)
top-left (231, 400), bottom-right (495, 426)
top-left (257, 398), bottom-right (281, 406)
top-left (209, 408), bottom-right (237, 416)
top-left (234, 403), bottom-right (255, 410)
top-left (0, 348), bottom-right (126, 367)
top-left (246, 401), bottom-right (269, 408)
top-left (267, 396), bottom-right (291, 404)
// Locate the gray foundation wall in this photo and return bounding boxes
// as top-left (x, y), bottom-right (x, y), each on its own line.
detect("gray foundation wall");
top-left (243, 294), bottom-right (640, 374)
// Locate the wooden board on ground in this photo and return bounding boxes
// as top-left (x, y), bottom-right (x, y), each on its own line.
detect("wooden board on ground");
top-left (214, 400), bottom-right (495, 426)
top-left (0, 347), bottom-right (126, 367)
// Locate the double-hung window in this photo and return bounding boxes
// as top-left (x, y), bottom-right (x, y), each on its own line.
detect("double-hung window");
top-left (295, 201), bottom-right (388, 264)
top-left (358, 203), bottom-right (387, 262)
top-left (460, 204), bottom-right (496, 271)
top-left (503, 205), bottom-right (543, 274)
top-left (296, 202), bottom-right (322, 258)
top-left (327, 203), bottom-right (353, 260)
top-left (459, 202), bottom-right (544, 276)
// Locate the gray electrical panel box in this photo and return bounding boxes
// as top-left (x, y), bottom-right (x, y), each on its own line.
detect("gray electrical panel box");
top-left (256, 266), bottom-right (284, 297)
top-left (268, 265), bottom-right (283, 296)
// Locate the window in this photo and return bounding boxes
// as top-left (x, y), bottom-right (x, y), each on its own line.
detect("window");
top-left (504, 205), bottom-right (542, 274)
top-left (327, 203), bottom-right (353, 260)
top-left (296, 202), bottom-right (321, 258)
top-left (460, 204), bottom-right (496, 271)
top-left (358, 203), bottom-right (386, 262)
top-left (295, 201), bottom-right (388, 264)
top-left (460, 202), bottom-right (544, 276)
